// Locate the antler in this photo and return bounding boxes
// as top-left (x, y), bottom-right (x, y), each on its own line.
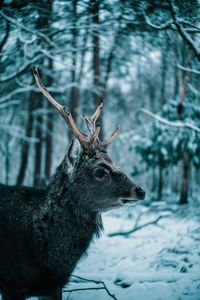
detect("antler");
top-left (33, 66), bottom-right (119, 150)
top-left (33, 67), bottom-right (100, 150)
top-left (81, 102), bottom-right (120, 148)
top-left (81, 101), bottom-right (103, 133)
top-left (102, 125), bottom-right (120, 147)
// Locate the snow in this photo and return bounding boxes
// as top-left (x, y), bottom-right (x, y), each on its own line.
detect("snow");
top-left (141, 108), bottom-right (200, 134)
top-left (63, 202), bottom-right (200, 300)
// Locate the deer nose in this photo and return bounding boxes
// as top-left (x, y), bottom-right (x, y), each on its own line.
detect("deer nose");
top-left (135, 187), bottom-right (145, 200)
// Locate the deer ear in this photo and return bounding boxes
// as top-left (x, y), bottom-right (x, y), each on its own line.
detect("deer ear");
top-left (67, 138), bottom-right (81, 166)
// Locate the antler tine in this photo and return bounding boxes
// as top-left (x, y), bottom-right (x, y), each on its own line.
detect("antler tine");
top-left (81, 114), bottom-right (94, 135)
top-left (33, 66), bottom-right (64, 112)
top-left (91, 101), bottom-right (103, 124)
top-left (102, 125), bottom-right (120, 148)
top-left (33, 66), bottom-right (89, 149)
top-left (89, 124), bottom-right (101, 146)
top-left (81, 101), bottom-right (103, 136)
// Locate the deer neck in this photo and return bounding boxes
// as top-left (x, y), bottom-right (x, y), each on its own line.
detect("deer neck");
top-left (34, 167), bottom-right (102, 274)
top-left (40, 166), bottom-right (102, 236)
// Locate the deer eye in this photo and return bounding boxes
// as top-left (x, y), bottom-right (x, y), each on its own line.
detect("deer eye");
top-left (94, 168), bottom-right (108, 180)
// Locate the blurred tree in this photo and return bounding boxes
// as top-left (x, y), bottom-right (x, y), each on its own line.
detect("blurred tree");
top-left (0, 0), bottom-right (200, 205)
top-left (136, 98), bottom-right (200, 201)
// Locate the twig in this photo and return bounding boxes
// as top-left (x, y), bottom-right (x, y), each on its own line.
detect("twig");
top-left (176, 64), bottom-right (200, 75)
top-left (0, 10), bottom-right (58, 50)
top-left (141, 108), bottom-right (200, 134)
top-left (0, 54), bottom-right (43, 83)
top-left (63, 287), bottom-right (105, 292)
top-left (144, 14), bottom-right (173, 30)
top-left (144, 13), bottom-right (200, 33)
top-left (133, 211), bottom-right (143, 228)
top-left (66, 292), bottom-right (71, 300)
top-left (168, 0), bottom-right (200, 61)
top-left (0, 21), bottom-right (10, 54)
top-left (70, 275), bottom-right (118, 300)
top-left (108, 215), bottom-right (170, 237)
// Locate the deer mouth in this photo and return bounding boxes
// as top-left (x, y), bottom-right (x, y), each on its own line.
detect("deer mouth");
top-left (120, 198), bottom-right (139, 205)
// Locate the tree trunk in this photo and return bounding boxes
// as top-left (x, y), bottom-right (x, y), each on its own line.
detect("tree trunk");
top-left (91, 0), bottom-right (103, 139)
top-left (157, 163), bottom-right (163, 200)
top-left (195, 167), bottom-right (200, 186)
top-left (33, 92), bottom-right (44, 187)
top-left (175, 37), bottom-right (192, 205)
top-left (151, 168), bottom-right (157, 193)
top-left (44, 59), bottom-right (54, 183)
top-left (160, 33), bottom-right (169, 106)
top-left (178, 49), bottom-right (192, 204)
top-left (33, 0), bottom-right (53, 187)
top-left (5, 134), bottom-right (10, 185)
top-left (0, 21), bottom-right (10, 56)
top-left (179, 148), bottom-right (190, 204)
top-left (68, 0), bottom-right (79, 141)
top-left (16, 91), bottom-right (35, 185)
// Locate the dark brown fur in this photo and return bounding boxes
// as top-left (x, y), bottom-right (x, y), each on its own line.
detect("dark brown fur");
top-left (0, 141), bottom-right (145, 300)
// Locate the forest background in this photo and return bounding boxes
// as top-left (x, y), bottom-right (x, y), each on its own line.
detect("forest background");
top-left (1, 0), bottom-right (200, 206)
top-left (1, 1), bottom-right (200, 299)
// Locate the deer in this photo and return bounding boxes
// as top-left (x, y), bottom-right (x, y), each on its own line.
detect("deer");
top-left (0, 67), bottom-right (145, 300)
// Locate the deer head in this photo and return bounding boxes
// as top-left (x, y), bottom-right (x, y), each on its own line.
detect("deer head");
top-left (33, 67), bottom-right (145, 213)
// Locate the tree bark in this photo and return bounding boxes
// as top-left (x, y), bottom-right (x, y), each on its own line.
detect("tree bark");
top-left (68, 0), bottom-right (79, 141)
top-left (16, 91), bottom-right (35, 185)
top-left (33, 0), bottom-right (53, 187)
top-left (179, 148), bottom-right (190, 204)
top-left (44, 59), bottom-right (54, 183)
top-left (177, 47), bottom-right (192, 204)
top-left (160, 33), bottom-right (169, 106)
top-left (33, 92), bottom-right (44, 187)
top-left (91, 0), bottom-right (103, 139)
top-left (0, 21), bottom-right (10, 56)
top-left (157, 159), bottom-right (163, 200)
top-left (151, 169), bottom-right (157, 193)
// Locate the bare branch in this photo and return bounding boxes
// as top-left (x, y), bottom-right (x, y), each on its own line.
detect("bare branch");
top-left (70, 275), bottom-right (118, 300)
top-left (0, 10), bottom-right (58, 50)
top-left (108, 215), bottom-right (170, 237)
top-left (0, 54), bottom-right (43, 83)
top-left (144, 14), bottom-right (200, 33)
top-left (168, 0), bottom-right (200, 60)
top-left (0, 21), bottom-right (10, 54)
top-left (0, 87), bottom-right (35, 104)
top-left (63, 287), bottom-right (105, 292)
top-left (0, 100), bottom-right (19, 109)
top-left (144, 14), bottom-right (173, 30)
top-left (0, 124), bottom-right (39, 143)
top-left (176, 64), bottom-right (200, 75)
top-left (141, 108), bottom-right (200, 134)
top-left (188, 83), bottom-right (200, 96)
top-left (179, 21), bottom-right (200, 32)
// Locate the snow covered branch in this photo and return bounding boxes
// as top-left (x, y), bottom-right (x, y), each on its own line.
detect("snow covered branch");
top-left (0, 54), bottom-right (43, 83)
top-left (68, 275), bottom-right (117, 300)
top-left (143, 2), bottom-right (200, 61)
top-left (144, 14), bottom-right (173, 31)
top-left (176, 64), bottom-right (200, 75)
top-left (141, 108), bottom-right (200, 134)
top-left (108, 215), bottom-right (170, 237)
top-left (0, 124), bottom-right (39, 143)
top-left (144, 12), bottom-right (199, 33)
top-left (0, 10), bottom-right (58, 50)
top-left (169, 0), bottom-right (200, 61)
top-left (0, 21), bottom-right (10, 53)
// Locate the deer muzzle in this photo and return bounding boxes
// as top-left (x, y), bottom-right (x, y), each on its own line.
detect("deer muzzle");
top-left (120, 186), bottom-right (145, 205)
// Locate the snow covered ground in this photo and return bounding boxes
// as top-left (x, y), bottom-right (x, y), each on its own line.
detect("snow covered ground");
top-left (64, 201), bottom-right (200, 300)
